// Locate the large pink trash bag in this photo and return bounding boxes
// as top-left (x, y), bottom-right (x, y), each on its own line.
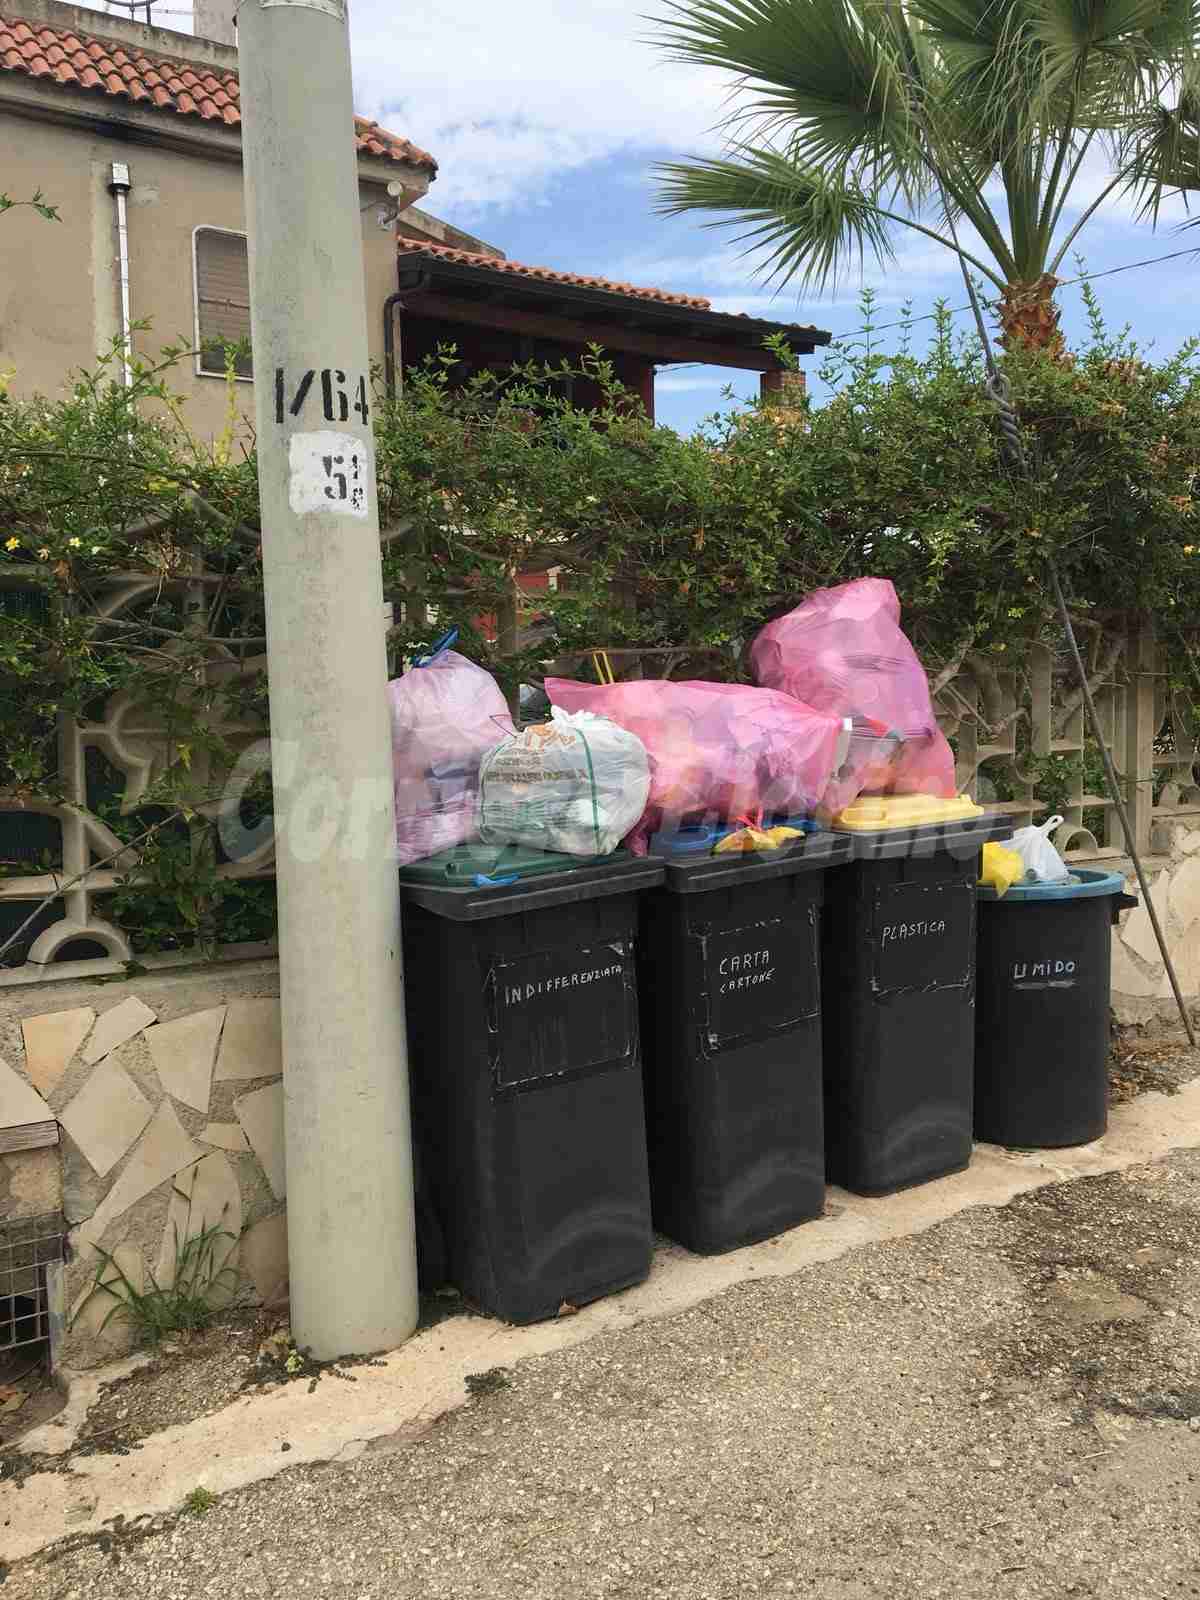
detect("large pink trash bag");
top-left (748, 577), bottom-right (957, 811)
top-left (388, 651), bottom-right (514, 865)
top-left (545, 678), bottom-right (843, 854)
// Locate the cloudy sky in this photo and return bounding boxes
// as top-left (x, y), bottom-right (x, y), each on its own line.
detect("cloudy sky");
top-left (87, 0), bottom-right (1200, 431)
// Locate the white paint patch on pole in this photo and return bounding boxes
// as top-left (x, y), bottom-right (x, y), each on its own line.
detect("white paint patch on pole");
top-left (288, 431), bottom-right (370, 519)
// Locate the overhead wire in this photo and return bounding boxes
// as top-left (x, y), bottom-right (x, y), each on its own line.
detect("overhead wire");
top-left (824, 246), bottom-right (1200, 344)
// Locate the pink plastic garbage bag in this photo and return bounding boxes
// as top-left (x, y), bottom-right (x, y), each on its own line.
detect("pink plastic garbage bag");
top-left (545, 677), bottom-right (843, 854)
top-left (748, 577), bottom-right (956, 811)
top-left (388, 650), bottom-right (513, 866)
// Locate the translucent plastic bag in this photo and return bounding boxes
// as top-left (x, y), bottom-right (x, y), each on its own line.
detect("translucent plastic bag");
top-left (478, 708), bottom-right (651, 857)
top-left (749, 577), bottom-right (957, 810)
top-left (387, 646), bottom-right (513, 866)
top-left (1009, 815), bottom-right (1071, 883)
top-left (545, 678), bottom-right (844, 855)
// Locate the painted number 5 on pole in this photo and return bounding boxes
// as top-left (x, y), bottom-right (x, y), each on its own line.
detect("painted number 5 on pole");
top-left (276, 364), bottom-right (372, 520)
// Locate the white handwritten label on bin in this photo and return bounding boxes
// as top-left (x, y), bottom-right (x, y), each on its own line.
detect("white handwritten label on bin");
top-left (703, 916), bottom-right (819, 1052)
top-left (873, 881), bottom-right (974, 995)
top-left (288, 431), bottom-right (369, 520)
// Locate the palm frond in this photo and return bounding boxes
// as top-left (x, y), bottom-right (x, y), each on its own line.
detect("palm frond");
top-left (1028, 0), bottom-right (1198, 109)
top-left (656, 148), bottom-right (909, 291)
top-left (653, 0), bottom-right (927, 196)
top-left (1120, 83), bottom-right (1200, 223)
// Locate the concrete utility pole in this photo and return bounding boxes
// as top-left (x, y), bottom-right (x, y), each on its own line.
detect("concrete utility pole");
top-left (237, 0), bottom-right (418, 1358)
top-left (193, 0), bottom-right (237, 46)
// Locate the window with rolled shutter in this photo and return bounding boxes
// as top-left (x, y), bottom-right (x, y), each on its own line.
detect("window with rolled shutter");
top-left (194, 227), bottom-right (253, 378)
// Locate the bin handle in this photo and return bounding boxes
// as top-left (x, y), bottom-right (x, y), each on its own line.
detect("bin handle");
top-left (1112, 891), bottom-right (1138, 924)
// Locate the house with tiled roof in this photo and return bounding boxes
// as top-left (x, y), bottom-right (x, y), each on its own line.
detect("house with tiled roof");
top-left (0, 0), bottom-right (829, 434)
top-left (0, 0), bottom-right (442, 432)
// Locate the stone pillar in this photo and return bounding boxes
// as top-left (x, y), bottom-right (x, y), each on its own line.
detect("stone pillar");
top-left (760, 369), bottom-right (807, 408)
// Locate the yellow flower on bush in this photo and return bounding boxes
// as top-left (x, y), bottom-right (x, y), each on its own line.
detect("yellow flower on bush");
top-left (67, 537), bottom-right (81, 549)
top-left (1184, 545), bottom-right (1196, 556)
top-left (3, 536), bottom-right (18, 551)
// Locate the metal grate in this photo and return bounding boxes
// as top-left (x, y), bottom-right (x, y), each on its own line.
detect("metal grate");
top-left (0, 1213), bottom-right (65, 1353)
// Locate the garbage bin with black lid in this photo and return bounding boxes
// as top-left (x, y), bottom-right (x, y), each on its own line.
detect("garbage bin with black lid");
top-left (637, 829), bottom-right (852, 1254)
top-left (399, 848), bottom-right (663, 1324)
top-left (821, 796), bottom-right (1013, 1196)
top-left (975, 868), bottom-right (1137, 1148)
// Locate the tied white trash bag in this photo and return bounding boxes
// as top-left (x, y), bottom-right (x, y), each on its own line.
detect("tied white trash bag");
top-left (1010, 814), bottom-right (1072, 883)
top-left (478, 708), bottom-right (651, 857)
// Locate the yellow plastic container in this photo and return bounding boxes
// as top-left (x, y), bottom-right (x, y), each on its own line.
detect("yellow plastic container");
top-left (831, 794), bottom-right (985, 832)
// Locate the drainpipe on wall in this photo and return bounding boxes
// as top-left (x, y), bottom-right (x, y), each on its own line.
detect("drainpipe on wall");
top-left (382, 292), bottom-right (404, 401)
top-left (108, 162), bottom-right (134, 390)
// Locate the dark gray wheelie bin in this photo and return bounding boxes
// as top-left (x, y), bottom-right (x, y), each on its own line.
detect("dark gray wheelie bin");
top-left (821, 803), bottom-right (1012, 1195)
top-left (638, 829), bottom-right (852, 1253)
top-left (399, 847), bottom-right (663, 1324)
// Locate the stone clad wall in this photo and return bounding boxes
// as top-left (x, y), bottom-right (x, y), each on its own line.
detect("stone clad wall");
top-left (0, 960), bottom-right (289, 1366)
top-left (1111, 828), bottom-right (1200, 1024)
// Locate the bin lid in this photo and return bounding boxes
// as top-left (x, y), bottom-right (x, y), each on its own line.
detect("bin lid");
top-left (659, 829), bottom-right (852, 892)
top-left (829, 808), bottom-right (1013, 861)
top-left (978, 867), bottom-right (1130, 902)
top-left (831, 794), bottom-right (984, 830)
top-left (399, 852), bottom-right (664, 920)
top-left (398, 841), bottom-right (612, 887)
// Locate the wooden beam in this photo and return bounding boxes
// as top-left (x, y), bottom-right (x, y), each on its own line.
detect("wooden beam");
top-left (0, 1120), bottom-right (58, 1154)
top-left (401, 290), bottom-right (807, 371)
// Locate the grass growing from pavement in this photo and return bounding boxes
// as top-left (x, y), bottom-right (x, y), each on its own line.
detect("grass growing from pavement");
top-left (73, 1202), bottom-right (243, 1347)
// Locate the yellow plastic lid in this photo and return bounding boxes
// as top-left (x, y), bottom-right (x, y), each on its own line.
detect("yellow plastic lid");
top-left (831, 794), bottom-right (985, 831)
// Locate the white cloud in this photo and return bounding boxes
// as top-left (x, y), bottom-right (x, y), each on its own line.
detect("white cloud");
top-left (350, 0), bottom-right (730, 216)
top-left (72, 0), bottom-right (1196, 289)
top-left (68, 0), bottom-right (729, 218)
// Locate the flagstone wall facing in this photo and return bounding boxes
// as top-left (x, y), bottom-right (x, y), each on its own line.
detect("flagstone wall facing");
top-left (0, 961), bottom-right (288, 1366)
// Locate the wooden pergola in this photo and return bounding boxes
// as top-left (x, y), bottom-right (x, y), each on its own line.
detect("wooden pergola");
top-left (387, 239), bottom-right (831, 419)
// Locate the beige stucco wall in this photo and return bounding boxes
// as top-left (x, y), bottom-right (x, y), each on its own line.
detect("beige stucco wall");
top-left (0, 105), bottom-right (410, 439)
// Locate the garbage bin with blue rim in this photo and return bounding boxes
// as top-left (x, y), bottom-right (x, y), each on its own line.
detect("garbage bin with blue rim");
top-left (975, 868), bottom-right (1137, 1148)
top-left (398, 846), bottom-right (662, 1324)
top-left (821, 795), bottom-right (1014, 1196)
top-left (637, 826), bottom-right (851, 1253)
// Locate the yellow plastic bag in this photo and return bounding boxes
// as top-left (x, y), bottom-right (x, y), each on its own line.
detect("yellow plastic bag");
top-left (713, 825), bottom-right (805, 855)
top-left (979, 842), bottom-right (1024, 897)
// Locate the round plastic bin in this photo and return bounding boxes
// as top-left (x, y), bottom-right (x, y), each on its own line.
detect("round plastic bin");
top-left (975, 868), bottom-right (1137, 1148)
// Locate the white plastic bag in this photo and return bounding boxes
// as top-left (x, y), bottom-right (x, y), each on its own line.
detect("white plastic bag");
top-left (478, 707), bottom-right (651, 857)
top-left (1009, 814), bottom-right (1071, 883)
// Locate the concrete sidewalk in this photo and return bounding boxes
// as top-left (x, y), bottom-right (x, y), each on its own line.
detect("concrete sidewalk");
top-left (4, 1077), bottom-right (1200, 1596)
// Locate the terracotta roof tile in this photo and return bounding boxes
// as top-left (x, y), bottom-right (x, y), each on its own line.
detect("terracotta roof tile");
top-left (397, 237), bottom-right (714, 312)
top-left (0, 9), bottom-right (437, 173)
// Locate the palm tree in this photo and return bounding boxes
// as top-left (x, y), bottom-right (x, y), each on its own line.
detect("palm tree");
top-left (653, 0), bottom-right (1200, 352)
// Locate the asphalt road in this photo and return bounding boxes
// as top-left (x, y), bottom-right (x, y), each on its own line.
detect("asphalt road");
top-left (8, 1149), bottom-right (1200, 1599)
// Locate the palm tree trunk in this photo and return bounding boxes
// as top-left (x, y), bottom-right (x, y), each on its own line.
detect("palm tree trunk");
top-left (996, 274), bottom-right (1066, 357)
